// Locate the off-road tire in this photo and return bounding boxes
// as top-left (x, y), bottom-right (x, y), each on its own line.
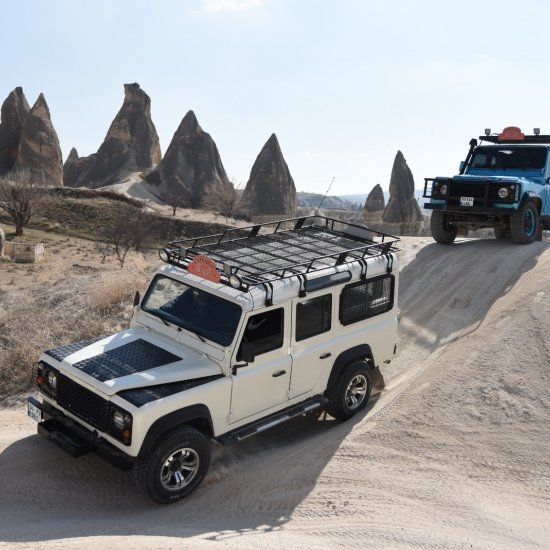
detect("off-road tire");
top-left (509, 201), bottom-right (539, 244)
top-left (431, 211), bottom-right (458, 244)
top-left (493, 227), bottom-right (509, 239)
top-left (133, 426), bottom-right (211, 504)
top-left (326, 361), bottom-right (373, 421)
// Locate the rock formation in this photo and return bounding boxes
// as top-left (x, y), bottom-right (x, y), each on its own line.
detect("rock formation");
top-left (363, 184), bottom-right (385, 225)
top-left (64, 83), bottom-right (161, 187)
top-left (14, 93), bottom-right (63, 186)
top-left (0, 87), bottom-right (30, 175)
top-left (382, 151), bottom-right (422, 234)
top-left (146, 110), bottom-right (234, 209)
top-left (239, 133), bottom-right (296, 218)
top-left (62, 147), bottom-right (96, 188)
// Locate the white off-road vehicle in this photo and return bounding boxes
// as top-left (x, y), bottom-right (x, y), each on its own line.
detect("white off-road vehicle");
top-left (27, 216), bottom-right (400, 503)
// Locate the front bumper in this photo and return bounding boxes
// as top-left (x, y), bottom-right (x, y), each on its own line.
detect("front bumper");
top-left (27, 397), bottom-right (133, 470)
top-left (425, 203), bottom-right (515, 215)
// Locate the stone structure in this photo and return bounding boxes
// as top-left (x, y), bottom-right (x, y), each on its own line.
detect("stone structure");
top-left (14, 94), bottom-right (63, 186)
top-left (363, 184), bottom-right (385, 225)
top-left (146, 110), bottom-right (233, 208)
top-left (239, 133), bottom-right (296, 218)
top-left (0, 87), bottom-right (30, 175)
top-left (382, 151), bottom-right (422, 234)
top-left (64, 83), bottom-right (161, 188)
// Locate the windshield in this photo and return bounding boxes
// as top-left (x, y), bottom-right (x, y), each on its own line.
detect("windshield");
top-left (142, 275), bottom-right (242, 346)
top-left (469, 146), bottom-right (547, 170)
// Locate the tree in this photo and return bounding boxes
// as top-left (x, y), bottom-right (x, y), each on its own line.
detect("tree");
top-left (161, 191), bottom-right (188, 216)
top-left (0, 168), bottom-right (44, 236)
top-left (203, 180), bottom-right (238, 223)
top-left (100, 202), bottom-right (159, 268)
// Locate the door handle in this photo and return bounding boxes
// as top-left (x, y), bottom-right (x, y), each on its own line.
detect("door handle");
top-left (320, 352), bottom-right (332, 359)
top-left (272, 370), bottom-right (286, 378)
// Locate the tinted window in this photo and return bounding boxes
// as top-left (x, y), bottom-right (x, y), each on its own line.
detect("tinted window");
top-left (238, 308), bottom-right (284, 358)
top-left (339, 275), bottom-right (394, 325)
top-left (296, 295), bottom-right (332, 341)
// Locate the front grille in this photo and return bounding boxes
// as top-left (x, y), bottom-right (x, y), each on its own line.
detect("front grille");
top-left (448, 180), bottom-right (516, 206)
top-left (56, 373), bottom-right (110, 432)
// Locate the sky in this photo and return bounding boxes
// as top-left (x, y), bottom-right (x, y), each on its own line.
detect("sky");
top-left (2, 0), bottom-right (550, 196)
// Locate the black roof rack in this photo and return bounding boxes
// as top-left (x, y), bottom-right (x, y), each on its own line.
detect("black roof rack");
top-left (480, 134), bottom-right (550, 144)
top-left (159, 215), bottom-right (400, 293)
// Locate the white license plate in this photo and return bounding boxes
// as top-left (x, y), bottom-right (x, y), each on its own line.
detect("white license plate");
top-left (460, 196), bottom-right (474, 207)
top-left (27, 401), bottom-right (42, 423)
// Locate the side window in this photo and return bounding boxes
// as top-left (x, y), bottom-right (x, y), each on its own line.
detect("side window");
top-left (238, 308), bottom-right (284, 358)
top-left (339, 275), bottom-right (394, 326)
top-left (296, 294), bottom-right (332, 341)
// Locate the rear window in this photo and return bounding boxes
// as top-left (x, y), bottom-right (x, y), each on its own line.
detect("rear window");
top-left (339, 275), bottom-right (394, 325)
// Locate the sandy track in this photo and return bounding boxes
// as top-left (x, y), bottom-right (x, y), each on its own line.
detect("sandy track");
top-left (1, 236), bottom-right (549, 549)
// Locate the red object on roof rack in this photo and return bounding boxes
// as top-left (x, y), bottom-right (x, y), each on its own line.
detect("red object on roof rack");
top-left (498, 126), bottom-right (525, 141)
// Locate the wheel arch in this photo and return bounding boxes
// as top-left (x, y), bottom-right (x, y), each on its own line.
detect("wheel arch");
top-left (326, 345), bottom-right (374, 392)
top-left (138, 404), bottom-right (214, 457)
top-left (519, 192), bottom-right (542, 213)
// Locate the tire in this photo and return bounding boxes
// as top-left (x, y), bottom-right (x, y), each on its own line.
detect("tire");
top-left (493, 227), bottom-right (509, 239)
top-left (509, 201), bottom-right (539, 244)
top-left (430, 211), bottom-right (458, 244)
top-left (326, 361), bottom-right (373, 421)
top-left (133, 426), bottom-right (211, 504)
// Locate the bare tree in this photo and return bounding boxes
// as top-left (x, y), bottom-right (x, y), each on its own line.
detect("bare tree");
top-left (0, 168), bottom-right (44, 236)
top-left (161, 191), bottom-right (187, 216)
top-left (100, 202), bottom-right (159, 268)
top-left (203, 180), bottom-right (238, 223)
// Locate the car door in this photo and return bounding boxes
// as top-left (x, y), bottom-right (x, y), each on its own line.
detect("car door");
top-left (229, 304), bottom-right (292, 422)
top-left (289, 292), bottom-right (334, 398)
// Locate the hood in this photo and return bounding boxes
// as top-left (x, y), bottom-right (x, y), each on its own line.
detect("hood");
top-left (456, 173), bottom-right (543, 185)
top-left (41, 327), bottom-right (222, 396)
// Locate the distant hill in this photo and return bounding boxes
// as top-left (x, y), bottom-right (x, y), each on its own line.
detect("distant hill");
top-left (296, 191), bottom-right (363, 211)
top-left (298, 190), bottom-right (428, 213)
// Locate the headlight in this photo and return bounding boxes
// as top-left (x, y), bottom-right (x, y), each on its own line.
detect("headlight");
top-left (110, 406), bottom-right (133, 445)
top-left (439, 184), bottom-right (448, 195)
top-left (112, 410), bottom-right (125, 431)
top-left (498, 187), bottom-right (509, 199)
top-left (46, 370), bottom-right (57, 391)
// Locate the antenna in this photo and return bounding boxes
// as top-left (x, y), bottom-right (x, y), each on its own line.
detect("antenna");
top-left (315, 176), bottom-right (336, 215)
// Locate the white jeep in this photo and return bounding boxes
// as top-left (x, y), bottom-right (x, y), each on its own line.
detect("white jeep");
top-left (27, 216), bottom-right (400, 503)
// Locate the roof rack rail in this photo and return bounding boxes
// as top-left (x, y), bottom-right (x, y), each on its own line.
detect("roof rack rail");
top-left (480, 134), bottom-right (550, 144)
top-left (159, 215), bottom-right (400, 293)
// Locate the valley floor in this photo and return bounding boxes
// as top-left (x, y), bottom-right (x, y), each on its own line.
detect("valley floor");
top-left (1, 235), bottom-right (549, 549)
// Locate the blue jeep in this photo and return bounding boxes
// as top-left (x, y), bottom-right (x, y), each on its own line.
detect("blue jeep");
top-left (423, 126), bottom-right (550, 244)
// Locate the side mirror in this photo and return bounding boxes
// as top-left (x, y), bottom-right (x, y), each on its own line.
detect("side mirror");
top-left (239, 341), bottom-right (256, 363)
top-left (133, 290), bottom-right (141, 307)
top-left (459, 161), bottom-right (465, 172)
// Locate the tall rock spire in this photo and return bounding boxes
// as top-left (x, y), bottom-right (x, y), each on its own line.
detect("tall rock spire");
top-left (239, 133), bottom-right (296, 218)
top-left (64, 83), bottom-right (161, 187)
top-left (146, 110), bottom-right (234, 208)
top-left (0, 87), bottom-right (30, 175)
top-left (382, 150), bottom-right (422, 233)
top-left (14, 93), bottom-right (63, 186)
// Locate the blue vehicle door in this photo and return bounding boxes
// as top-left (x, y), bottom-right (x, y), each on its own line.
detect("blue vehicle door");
top-left (542, 149), bottom-right (550, 216)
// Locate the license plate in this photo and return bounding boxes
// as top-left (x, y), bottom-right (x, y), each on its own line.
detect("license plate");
top-left (27, 401), bottom-right (42, 423)
top-left (460, 196), bottom-right (474, 207)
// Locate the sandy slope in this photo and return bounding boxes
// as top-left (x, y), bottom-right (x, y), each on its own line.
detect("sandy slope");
top-left (1, 236), bottom-right (549, 549)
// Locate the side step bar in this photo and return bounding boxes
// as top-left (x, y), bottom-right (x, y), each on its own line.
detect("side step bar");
top-left (217, 395), bottom-right (328, 446)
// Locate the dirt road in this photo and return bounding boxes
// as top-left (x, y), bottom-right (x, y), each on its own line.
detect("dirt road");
top-left (1, 236), bottom-right (549, 549)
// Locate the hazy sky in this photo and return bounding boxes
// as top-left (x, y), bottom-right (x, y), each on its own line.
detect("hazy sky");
top-left (2, 0), bottom-right (549, 195)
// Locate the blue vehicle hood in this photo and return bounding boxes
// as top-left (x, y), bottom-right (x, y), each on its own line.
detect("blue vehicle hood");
top-left (459, 170), bottom-right (545, 185)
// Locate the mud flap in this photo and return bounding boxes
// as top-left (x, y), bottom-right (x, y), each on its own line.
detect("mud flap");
top-left (536, 224), bottom-right (543, 241)
top-left (371, 366), bottom-right (386, 389)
